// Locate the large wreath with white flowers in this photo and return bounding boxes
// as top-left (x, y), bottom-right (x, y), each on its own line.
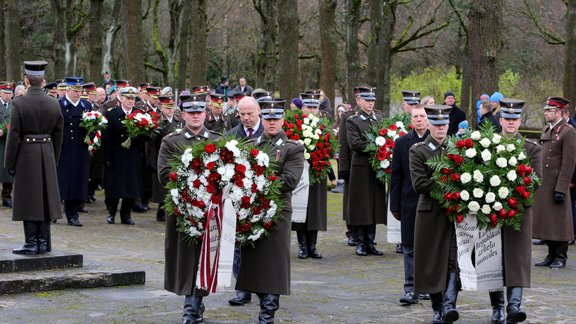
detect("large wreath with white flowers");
top-left (164, 138), bottom-right (283, 246)
top-left (427, 124), bottom-right (540, 230)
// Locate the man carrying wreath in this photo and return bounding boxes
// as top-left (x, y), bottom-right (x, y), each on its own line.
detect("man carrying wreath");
top-left (409, 105), bottom-right (459, 323)
top-left (157, 93), bottom-right (220, 324)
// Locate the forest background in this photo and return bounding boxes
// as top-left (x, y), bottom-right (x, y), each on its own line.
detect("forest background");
top-left (0, 0), bottom-right (574, 128)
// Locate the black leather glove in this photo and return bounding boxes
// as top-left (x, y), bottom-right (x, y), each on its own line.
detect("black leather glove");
top-left (8, 169), bottom-right (15, 176)
top-left (554, 191), bottom-right (566, 204)
top-left (338, 170), bottom-right (349, 181)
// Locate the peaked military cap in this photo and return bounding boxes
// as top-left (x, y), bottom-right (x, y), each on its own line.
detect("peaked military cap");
top-left (300, 92), bottom-right (321, 107)
top-left (544, 96), bottom-right (570, 110)
top-left (355, 86), bottom-right (376, 101)
top-left (181, 93), bottom-right (207, 112)
top-left (23, 61), bottom-right (48, 77)
top-left (425, 104), bottom-right (452, 125)
top-left (227, 89), bottom-right (244, 100)
top-left (158, 95), bottom-right (175, 109)
top-left (260, 99), bottom-right (286, 119)
top-left (64, 77), bottom-right (84, 91)
top-left (500, 98), bottom-right (525, 119)
top-left (252, 89), bottom-right (273, 102)
top-left (44, 82), bottom-right (58, 93)
top-left (402, 90), bottom-right (421, 105)
top-left (115, 80), bottom-right (130, 88)
top-left (191, 85), bottom-right (211, 94)
top-left (0, 82), bottom-right (14, 93)
top-left (119, 86), bottom-right (138, 98)
top-left (145, 86), bottom-right (161, 98)
top-left (82, 82), bottom-right (97, 94)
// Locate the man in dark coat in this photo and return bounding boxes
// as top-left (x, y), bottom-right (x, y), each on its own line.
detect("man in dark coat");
top-left (443, 91), bottom-right (467, 136)
top-left (410, 104), bottom-right (459, 323)
top-left (226, 96), bottom-right (263, 306)
top-left (390, 104), bottom-right (429, 305)
top-left (292, 93), bottom-right (328, 260)
top-left (236, 98), bottom-right (304, 323)
top-left (6, 61), bottom-right (64, 255)
top-left (0, 83), bottom-right (14, 207)
top-left (57, 77), bottom-right (92, 227)
top-left (101, 87), bottom-right (145, 225)
top-left (233, 77), bottom-right (253, 96)
top-left (486, 98), bottom-right (542, 324)
top-left (346, 87), bottom-right (386, 256)
top-left (533, 97), bottom-right (576, 269)
top-left (158, 93), bottom-right (220, 324)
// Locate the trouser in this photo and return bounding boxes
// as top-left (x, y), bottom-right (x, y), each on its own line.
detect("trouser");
top-left (233, 243), bottom-right (241, 278)
top-left (353, 224), bottom-right (376, 244)
top-left (448, 225), bottom-right (459, 272)
top-left (106, 197), bottom-right (135, 219)
top-left (64, 199), bottom-right (82, 221)
top-left (88, 177), bottom-right (101, 196)
top-left (402, 244), bottom-right (415, 293)
top-left (572, 200), bottom-right (576, 239)
top-left (546, 240), bottom-right (568, 261)
top-left (2, 182), bottom-right (12, 200)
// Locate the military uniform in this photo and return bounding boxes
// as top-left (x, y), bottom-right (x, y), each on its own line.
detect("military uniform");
top-left (337, 107), bottom-right (357, 242)
top-left (6, 61), bottom-right (64, 256)
top-left (0, 85), bottom-right (14, 207)
top-left (533, 97), bottom-right (576, 268)
top-left (204, 110), bottom-right (231, 132)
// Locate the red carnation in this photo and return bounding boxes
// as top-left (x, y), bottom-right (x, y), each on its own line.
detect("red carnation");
top-left (269, 174), bottom-right (278, 181)
top-left (206, 161), bottom-right (216, 170)
top-left (288, 123), bottom-right (295, 129)
top-left (193, 179), bottom-right (201, 188)
top-left (507, 198), bottom-right (517, 208)
top-left (507, 209), bottom-right (516, 218)
top-left (523, 177), bottom-right (532, 185)
top-left (441, 168), bottom-right (451, 175)
top-left (389, 124), bottom-right (398, 131)
top-left (499, 209), bottom-right (507, 218)
top-left (464, 138), bottom-right (474, 148)
top-left (456, 140), bottom-right (466, 149)
top-left (250, 148), bottom-right (260, 158)
top-left (379, 129), bottom-right (388, 136)
top-left (169, 172), bottom-right (178, 182)
top-left (235, 164), bottom-right (247, 173)
top-left (456, 214), bottom-right (464, 223)
top-left (452, 155), bottom-right (464, 165)
top-left (292, 134), bottom-right (300, 140)
top-left (451, 173), bottom-right (460, 182)
top-left (204, 143), bottom-right (216, 154)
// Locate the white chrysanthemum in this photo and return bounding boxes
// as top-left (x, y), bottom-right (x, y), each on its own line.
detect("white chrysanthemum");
top-left (468, 201), bottom-right (480, 212)
top-left (498, 187), bottom-right (510, 199)
top-left (489, 175), bottom-right (501, 187)
top-left (480, 138), bottom-right (491, 148)
top-left (492, 134), bottom-right (502, 144)
top-left (508, 156), bottom-right (518, 166)
top-left (302, 129), bottom-right (313, 138)
top-left (473, 188), bottom-right (484, 198)
top-left (388, 130), bottom-right (397, 137)
top-left (304, 138), bottom-right (312, 146)
top-left (471, 131), bottom-right (481, 140)
top-left (507, 170), bottom-right (517, 181)
top-left (481, 149), bottom-right (492, 162)
top-left (304, 152), bottom-right (310, 160)
top-left (496, 145), bottom-right (505, 153)
top-left (248, 228), bottom-right (265, 241)
top-left (518, 152), bottom-right (526, 160)
top-left (506, 144), bottom-right (516, 152)
top-left (303, 117), bottom-right (310, 124)
top-left (256, 152), bottom-right (269, 167)
top-left (473, 170), bottom-right (484, 183)
top-left (380, 159), bottom-right (391, 169)
top-left (170, 188), bottom-right (179, 204)
top-left (481, 204), bottom-right (492, 214)
top-left (493, 201), bottom-right (503, 211)
top-left (181, 149), bottom-right (193, 165)
top-left (485, 192), bottom-right (496, 203)
top-left (375, 136), bottom-right (386, 146)
top-left (460, 190), bottom-right (470, 201)
top-left (395, 121), bottom-right (405, 128)
top-left (460, 172), bottom-right (472, 184)
top-left (465, 148), bottom-right (477, 158)
top-left (496, 157), bottom-right (508, 168)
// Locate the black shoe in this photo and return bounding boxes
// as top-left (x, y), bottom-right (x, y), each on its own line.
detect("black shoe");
top-left (534, 258), bottom-right (553, 267)
top-left (107, 215), bottom-right (115, 224)
top-left (355, 244), bottom-right (368, 256)
top-left (228, 291), bottom-right (251, 306)
top-left (121, 218), bottom-right (135, 225)
top-left (308, 246), bottom-right (322, 259)
top-left (132, 204), bottom-right (146, 213)
top-left (532, 239), bottom-right (546, 245)
top-left (2, 199), bottom-right (12, 208)
top-left (347, 236), bottom-right (360, 246)
top-left (395, 244), bottom-right (403, 254)
top-left (156, 209), bottom-right (166, 222)
top-left (366, 244), bottom-right (384, 256)
top-left (142, 203), bottom-right (150, 211)
top-left (12, 243), bottom-right (38, 255)
top-left (89, 195), bottom-right (96, 202)
top-left (549, 259), bottom-right (566, 269)
top-left (78, 207), bottom-right (88, 213)
top-left (67, 219), bottom-right (83, 227)
top-left (399, 291), bottom-right (418, 305)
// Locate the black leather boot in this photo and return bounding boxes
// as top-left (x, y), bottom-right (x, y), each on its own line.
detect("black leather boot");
top-left (182, 294), bottom-right (205, 324)
top-left (12, 221), bottom-right (39, 255)
top-left (156, 207), bottom-right (166, 222)
top-left (258, 293), bottom-right (279, 324)
top-left (296, 230), bottom-right (308, 259)
top-left (489, 290), bottom-right (505, 323)
top-left (228, 290), bottom-right (251, 306)
top-left (430, 292), bottom-right (444, 324)
top-left (442, 272), bottom-right (460, 323)
top-left (37, 221), bottom-right (51, 254)
top-left (506, 287), bottom-right (527, 323)
top-left (307, 230), bottom-right (322, 259)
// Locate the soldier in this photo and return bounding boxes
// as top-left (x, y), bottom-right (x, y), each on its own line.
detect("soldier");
top-left (101, 87), bottom-right (145, 226)
top-left (103, 80), bottom-right (129, 110)
top-left (236, 98), bottom-right (305, 323)
top-left (292, 92), bottom-right (328, 259)
top-left (6, 61), bottom-right (63, 255)
top-left (56, 81), bottom-right (67, 98)
top-left (226, 96), bottom-right (263, 307)
top-left (410, 105), bottom-right (460, 323)
top-left (149, 95), bottom-right (183, 222)
top-left (401, 90), bottom-right (420, 115)
top-left (57, 77), bottom-right (92, 227)
top-left (346, 87), bottom-right (386, 256)
top-left (390, 104), bottom-right (429, 305)
top-left (44, 82), bottom-right (59, 98)
top-left (0, 83), bottom-right (14, 208)
top-left (224, 89), bottom-right (242, 128)
top-left (158, 93), bottom-right (220, 324)
top-left (204, 92), bottom-right (231, 132)
top-left (533, 97), bottom-right (576, 269)
top-left (483, 98), bottom-right (542, 324)
top-left (82, 82), bottom-right (97, 108)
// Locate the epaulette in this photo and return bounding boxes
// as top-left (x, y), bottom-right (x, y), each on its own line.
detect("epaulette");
top-left (525, 138), bottom-right (539, 146)
top-left (209, 129), bottom-right (222, 136)
top-left (410, 142), bottom-right (426, 150)
top-left (285, 139), bottom-right (301, 146)
top-left (107, 106), bottom-right (117, 112)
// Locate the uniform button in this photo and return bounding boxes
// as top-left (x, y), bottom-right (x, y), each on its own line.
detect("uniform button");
top-left (546, 164), bottom-right (549, 167)
top-left (70, 123), bottom-right (73, 125)
top-left (70, 130), bottom-right (73, 133)
top-left (71, 137), bottom-right (74, 140)
top-left (548, 157), bottom-right (550, 160)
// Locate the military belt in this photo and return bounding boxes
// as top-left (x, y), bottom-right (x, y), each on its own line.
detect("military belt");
top-left (24, 134), bottom-right (52, 143)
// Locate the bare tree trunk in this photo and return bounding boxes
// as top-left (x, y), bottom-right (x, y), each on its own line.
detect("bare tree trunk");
top-left (319, 0), bottom-right (337, 109)
top-left (367, 0), bottom-right (381, 87)
top-left (89, 0), bottom-right (104, 82)
top-left (467, 0), bottom-right (503, 121)
top-left (277, 0), bottom-right (299, 101)
top-left (167, 0), bottom-right (182, 85)
top-left (177, 0), bottom-right (192, 89)
top-left (189, 0), bottom-right (207, 85)
top-left (123, 0), bottom-right (144, 83)
top-left (4, 0), bottom-right (21, 81)
top-left (345, 0), bottom-right (362, 102)
top-left (52, 0), bottom-right (65, 78)
top-left (0, 0), bottom-right (5, 80)
top-left (460, 33), bottom-right (472, 122)
top-left (376, 2), bottom-right (396, 114)
top-left (102, 0), bottom-right (121, 77)
top-left (564, 0), bottom-right (576, 106)
top-left (151, 0), bottom-right (168, 83)
top-left (254, 0), bottom-right (277, 90)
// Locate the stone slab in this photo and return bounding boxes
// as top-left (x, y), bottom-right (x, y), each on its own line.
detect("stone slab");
top-left (0, 248), bottom-right (83, 273)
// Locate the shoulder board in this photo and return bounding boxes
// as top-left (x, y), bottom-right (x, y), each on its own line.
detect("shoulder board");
top-left (285, 139), bottom-right (301, 146)
top-left (525, 139), bottom-right (539, 146)
top-left (255, 135), bottom-right (263, 145)
top-left (107, 106), bottom-right (117, 112)
top-left (411, 142), bottom-right (426, 149)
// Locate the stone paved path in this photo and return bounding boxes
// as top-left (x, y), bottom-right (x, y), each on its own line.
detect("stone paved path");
top-left (0, 191), bottom-right (575, 323)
